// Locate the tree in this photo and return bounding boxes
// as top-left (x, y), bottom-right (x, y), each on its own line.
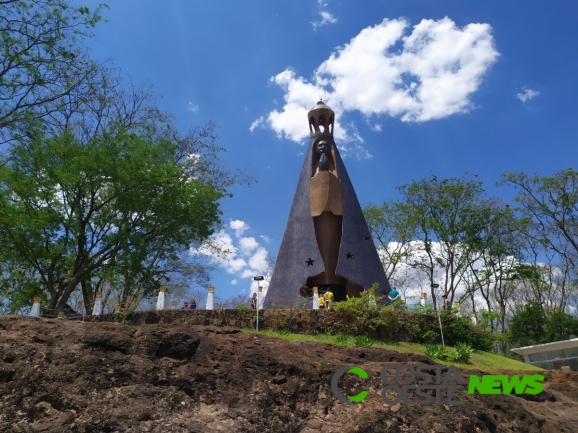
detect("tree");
top-left (500, 169), bottom-right (578, 270)
top-left (545, 309), bottom-right (578, 342)
top-left (508, 300), bottom-right (547, 347)
top-left (396, 175), bottom-right (495, 309)
top-left (0, 124), bottom-right (227, 313)
top-left (0, 0), bottom-right (107, 143)
top-left (363, 200), bottom-right (418, 280)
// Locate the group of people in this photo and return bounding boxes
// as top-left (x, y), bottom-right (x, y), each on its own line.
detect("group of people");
top-left (318, 290), bottom-right (334, 309)
top-left (181, 299), bottom-right (197, 310)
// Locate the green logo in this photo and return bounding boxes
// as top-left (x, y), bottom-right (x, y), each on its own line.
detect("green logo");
top-left (467, 374), bottom-right (545, 395)
top-left (331, 366), bottom-right (369, 403)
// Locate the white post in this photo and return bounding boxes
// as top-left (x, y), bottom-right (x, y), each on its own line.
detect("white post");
top-left (77, 301), bottom-right (84, 317)
top-left (206, 286), bottom-right (214, 310)
top-left (454, 302), bottom-right (462, 317)
top-left (256, 286), bottom-right (263, 331)
top-left (257, 286), bottom-right (263, 310)
top-left (156, 286), bottom-right (166, 311)
top-left (30, 296), bottom-right (41, 317)
top-left (171, 300), bottom-right (178, 309)
top-left (57, 310), bottom-right (65, 319)
top-left (470, 312), bottom-right (477, 325)
top-left (92, 291), bottom-right (103, 316)
top-left (437, 309), bottom-right (445, 347)
top-left (420, 293), bottom-right (427, 310)
top-left (312, 287), bottom-right (319, 310)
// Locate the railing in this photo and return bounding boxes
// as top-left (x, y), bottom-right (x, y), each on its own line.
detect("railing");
top-left (529, 356), bottom-right (578, 371)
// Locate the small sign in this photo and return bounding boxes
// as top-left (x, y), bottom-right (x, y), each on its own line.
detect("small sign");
top-left (431, 283), bottom-right (440, 288)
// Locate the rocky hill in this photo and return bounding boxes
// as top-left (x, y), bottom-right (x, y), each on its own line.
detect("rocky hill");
top-left (0, 316), bottom-right (577, 433)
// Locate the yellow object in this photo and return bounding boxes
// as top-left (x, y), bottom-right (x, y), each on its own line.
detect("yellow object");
top-left (319, 296), bottom-right (325, 307)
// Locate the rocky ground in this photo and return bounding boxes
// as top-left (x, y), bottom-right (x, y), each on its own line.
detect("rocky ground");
top-left (0, 315), bottom-right (577, 433)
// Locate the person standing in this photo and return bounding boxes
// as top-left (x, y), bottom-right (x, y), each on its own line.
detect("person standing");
top-left (251, 292), bottom-right (257, 310)
top-left (441, 294), bottom-right (450, 310)
top-left (324, 290), bottom-right (334, 310)
top-left (189, 299), bottom-right (197, 310)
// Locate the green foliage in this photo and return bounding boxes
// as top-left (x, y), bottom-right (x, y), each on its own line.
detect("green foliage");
top-left (454, 342), bottom-right (474, 363)
top-left (354, 336), bottom-right (374, 347)
top-left (425, 342), bottom-right (473, 364)
top-left (331, 289), bottom-right (385, 334)
top-left (336, 334), bottom-right (350, 345)
top-left (0, 0), bottom-right (108, 138)
top-left (325, 302), bottom-right (494, 351)
top-left (508, 301), bottom-right (547, 347)
top-left (421, 330), bottom-right (439, 343)
top-left (0, 126), bottom-right (225, 311)
top-left (233, 303), bottom-right (249, 321)
top-left (425, 344), bottom-right (446, 359)
top-left (545, 309), bottom-right (578, 342)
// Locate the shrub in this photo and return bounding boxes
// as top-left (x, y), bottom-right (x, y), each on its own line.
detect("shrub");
top-left (454, 342), bottom-right (473, 364)
top-left (336, 334), bottom-right (350, 345)
top-left (355, 336), bottom-right (374, 346)
top-left (425, 345), bottom-right (446, 359)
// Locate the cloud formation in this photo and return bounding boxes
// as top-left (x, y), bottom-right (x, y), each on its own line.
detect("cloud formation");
top-left (311, 11), bottom-right (338, 31)
top-left (249, 116), bottom-right (264, 133)
top-left (517, 88), bottom-right (540, 102)
top-left (260, 17), bottom-right (498, 144)
top-left (192, 219), bottom-right (272, 296)
top-left (188, 102), bottom-right (199, 112)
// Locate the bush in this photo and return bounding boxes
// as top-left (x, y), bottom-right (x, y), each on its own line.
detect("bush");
top-left (425, 344), bottom-right (446, 359)
top-left (336, 334), bottom-right (350, 345)
top-left (425, 342), bottom-right (473, 364)
top-left (322, 301), bottom-right (495, 351)
top-left (355, 336), bottom-right (374, 347)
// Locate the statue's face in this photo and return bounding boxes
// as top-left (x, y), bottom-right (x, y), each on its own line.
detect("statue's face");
top-left (316, 140), bottom-right (330, 156)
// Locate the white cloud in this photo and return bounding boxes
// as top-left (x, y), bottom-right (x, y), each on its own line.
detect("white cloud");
top-left (193, 219), bottom-right (273, 295)
top-left (311, 11), bottom-right (338, 31)
top-left (230, 219), bottom-right (249, 237)
top-left (264, 17), bottom-right (498, 145)
top-left (517, 88), bottom-right (540, 102)
top-left (188, 102), bottom-right (199, 112)
top-left (248, 247), bottom-right (269, 273)
top-left (259, 235), bottom-right (271, 243)
top-left (239, 236), bottom-right (259, 255)
top-left (249, 116), bottom-right (264, 133)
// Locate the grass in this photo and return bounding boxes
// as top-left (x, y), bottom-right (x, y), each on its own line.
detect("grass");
top-left (241, 328), bottom-right (543, 372)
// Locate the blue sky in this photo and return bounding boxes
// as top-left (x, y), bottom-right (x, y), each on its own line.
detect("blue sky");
top-left (79, 0), bottom-right (578, 302)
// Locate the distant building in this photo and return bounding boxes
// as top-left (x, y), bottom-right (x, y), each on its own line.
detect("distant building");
top-left (511, 338), bottom-right (578, 371)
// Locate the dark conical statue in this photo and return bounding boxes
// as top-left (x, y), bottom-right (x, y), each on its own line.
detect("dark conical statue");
top-left (264, 100), bottom-right (391, 308)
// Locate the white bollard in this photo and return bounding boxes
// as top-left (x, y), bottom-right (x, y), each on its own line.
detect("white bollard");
top-left (258, 286), bottom-right (263, 310)
top-left (77, 300), bottom-right (84, 317)
top-left (171, 300), bottom-right (178, 309)
top-left (312, 287), bottom-right (319, 310)
top-left (470, 312), bottom-right (477, 325)
top-left (420, 293), bottom-right (427, 309)
top-left (92, 292), bottom-right (103, 316)
top-left (206, 286), bottom-right (214, 310)
top-left (30, 296), bottom-right (41, 317)
top-left (57, 310), bottom-right (65, 319)
top-left (156, 286), bottom-right (166, 311)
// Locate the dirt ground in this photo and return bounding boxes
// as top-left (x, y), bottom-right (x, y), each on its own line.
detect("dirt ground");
top-left (0, 316), bottom-right (577, 433)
